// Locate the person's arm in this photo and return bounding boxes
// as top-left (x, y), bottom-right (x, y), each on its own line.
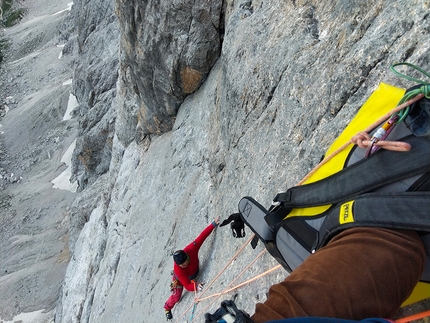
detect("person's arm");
top-left (175, 271), bottom-right (197, 291)
top-left (192, 217), bottom-right (220, 250)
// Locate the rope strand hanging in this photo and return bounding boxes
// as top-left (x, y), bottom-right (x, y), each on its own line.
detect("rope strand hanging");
top-left (190, 249), bottom-right (269, 323)
top-left (174, 90), bottom-right (426, 322)
top-left (173, 62), bottom-right (430, 323)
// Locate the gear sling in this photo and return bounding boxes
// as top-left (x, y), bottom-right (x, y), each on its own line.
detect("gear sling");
top-left (237, 82), bottom-right (430, 306)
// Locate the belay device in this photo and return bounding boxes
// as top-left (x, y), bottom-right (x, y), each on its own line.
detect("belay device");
top-left (234, 63), bottom-right (430, 306)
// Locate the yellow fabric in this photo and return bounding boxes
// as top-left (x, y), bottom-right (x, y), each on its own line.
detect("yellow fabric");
top-left (287, 83), bottom-right (405, 218)
top-left (402, 282), bottom-right (430, 307)
top-left (285, 83), bottom-right (429, 305)
top-left (307, 82), bottom-right (406, 184)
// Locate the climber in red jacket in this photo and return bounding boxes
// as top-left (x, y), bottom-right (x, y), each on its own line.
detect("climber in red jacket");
top-left (164, 216), bottom-right (220, 320)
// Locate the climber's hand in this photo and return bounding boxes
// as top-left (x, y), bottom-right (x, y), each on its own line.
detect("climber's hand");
top-left (198, 282), bottom-right (205, 291)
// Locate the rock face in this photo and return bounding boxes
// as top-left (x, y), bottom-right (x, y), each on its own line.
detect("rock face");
top-left (56, 0), bottom-right (430, 322)
top-left (67, 0), bottom-right (119, 191)
top-left (1, 0), bottom-right (430, 322)
top-left (114, 0), bottom-right (223, 145)
top-left (0, 0), bottom-right (78, 321)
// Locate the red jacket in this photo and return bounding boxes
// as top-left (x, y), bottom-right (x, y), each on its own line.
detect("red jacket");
top-left (173, 223), bottom-right (216, 291)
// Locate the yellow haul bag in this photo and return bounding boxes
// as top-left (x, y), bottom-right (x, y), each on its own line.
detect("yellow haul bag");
top-left (290, 83), bottom-right (429, 306)
top-left (238, 82), bottom-right (430, 307)
top-left (307, 82), bottom-right (406, 184)
top-left (287, 83), bottom-right (406, 218)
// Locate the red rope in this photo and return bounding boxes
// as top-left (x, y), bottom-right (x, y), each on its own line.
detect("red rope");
top-left (395, 309), bottom-right (430, 323)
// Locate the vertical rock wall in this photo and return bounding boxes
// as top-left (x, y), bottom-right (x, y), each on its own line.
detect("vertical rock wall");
top-left (114, 0), bottom-right (224, 144)
top-left (56, 0), bottom-right (430, 323)
top-left (68, 0), bottom-right (119, 191)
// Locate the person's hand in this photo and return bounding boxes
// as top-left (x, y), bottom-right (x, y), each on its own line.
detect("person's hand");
top-left (197, 282), bottom-right (205, 291)
top-left (213, 216), bottom-right (220, 226)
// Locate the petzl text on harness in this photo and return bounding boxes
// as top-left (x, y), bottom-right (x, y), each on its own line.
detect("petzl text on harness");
top-left (237, 64), bottom-right (430, 306)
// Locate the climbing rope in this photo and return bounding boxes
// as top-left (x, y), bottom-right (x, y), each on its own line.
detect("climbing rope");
top-left (174, 63), bottom-right (430, 322)
top-left (390, 62), bottom-right (430, 84)
top-left (299, 92), bottom-right (424, 185)
top-left (198, 234), bottom-right (256, 298)
top-left (190, 249), bottom-right (270, 323)
top-left (189, 281), bottom-right (198, 322)
top-left (395, 309), bottom-right (430, 323)
top-left (390, 62), bottom-right (430, 122)
top-left (197, 264), bottom-right (282, 302)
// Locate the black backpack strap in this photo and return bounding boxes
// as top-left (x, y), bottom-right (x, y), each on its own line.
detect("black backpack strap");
top-left (317, 191), bottom-right (430, 249)
top-left (274, 136), bottom-right (430, 208)
top-left (264, 204), bottom-right (292, 227)
top-left (282, 219), bottom-right (319, 253)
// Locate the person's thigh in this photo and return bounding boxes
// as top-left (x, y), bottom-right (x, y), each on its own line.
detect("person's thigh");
top-left (251, 228), bottom-right (425, 323)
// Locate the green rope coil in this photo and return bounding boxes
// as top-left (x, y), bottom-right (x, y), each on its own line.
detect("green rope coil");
top-left (421, 83), bottom-right (430, 97)
top-left (390, 62), bottom-right (430, 122)
top-left (390, 62), bottom-right (430, 85)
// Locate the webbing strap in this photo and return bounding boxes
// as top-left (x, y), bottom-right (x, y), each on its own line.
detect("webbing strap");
top-left (283, 220), bottom-right (318, 252)
top-left (318, 191), bottom-right (430, 249)
top-left (274, 136), bottom-right (430, 207)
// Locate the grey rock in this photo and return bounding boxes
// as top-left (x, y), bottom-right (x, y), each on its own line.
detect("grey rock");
top-left (114, 0), bottom-right (224, 144)
top-left (66, 0), bottom-right (120, 191)
top-left (1, 0), bottom-right (430, 322)
top-left (0, 0), bottom-right (78, 320)
top-left (55, 0), bottom-right (430, 322)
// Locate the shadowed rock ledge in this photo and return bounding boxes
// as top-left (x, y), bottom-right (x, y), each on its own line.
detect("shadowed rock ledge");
top-left (115, 0), bottom-right (224, 145)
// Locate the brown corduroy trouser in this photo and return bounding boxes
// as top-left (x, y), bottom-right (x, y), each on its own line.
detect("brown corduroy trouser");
top-left (251, 227), bottom-right (425, 323)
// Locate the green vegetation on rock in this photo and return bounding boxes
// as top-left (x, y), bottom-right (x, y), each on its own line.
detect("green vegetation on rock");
top-left (0, 38), bottom-right (10, 64)
top-left (1, 0), bottom-right (27, 27)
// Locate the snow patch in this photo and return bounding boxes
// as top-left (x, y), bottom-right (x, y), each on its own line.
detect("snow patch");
top-left (63, 92), bottom-right (78, 121)
top-left (51, 139), bottom-right (78, 192)
top-left (57, 44), bottom-right (66, 59)
top-left (0, 309), bottom-right (54, 323)
top-left (51, 2), bottom-right (74, 16)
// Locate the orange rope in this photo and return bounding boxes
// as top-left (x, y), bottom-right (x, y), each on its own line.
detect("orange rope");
top-left (395, 309), bottom-right (430, 323)
top-left (351, 132), bottom-right (411, 152)
top-left (298, 93), bottom-right (424, 185)
top-left (190, 249), bottom-right (268, 323)
top-left (199, 234), bottom-right (256, 297)
top-left (197, 264), bottom-right (282, 302)
top-left (193, 280), bottom-right (198, 301)
top-left (175, 92), bottom-right (426, 323)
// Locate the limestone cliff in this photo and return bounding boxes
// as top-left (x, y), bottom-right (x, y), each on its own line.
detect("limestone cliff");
top-left (1, 0), bottom-right (430, 322)
top-left (56, 0), bottom-right (430, 322)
